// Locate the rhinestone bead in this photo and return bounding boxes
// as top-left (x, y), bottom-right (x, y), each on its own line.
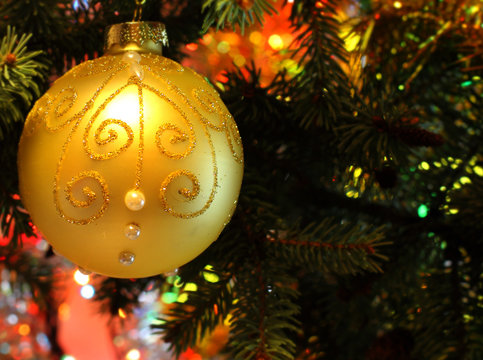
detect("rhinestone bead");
top-left (119, 251), bottom-right (135, 266)
top-left (124, 223), bottom-right (141, 240)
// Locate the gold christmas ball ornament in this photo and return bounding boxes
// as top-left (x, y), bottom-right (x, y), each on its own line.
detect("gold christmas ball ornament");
top-left (18, 22), bottom-right (243, 278)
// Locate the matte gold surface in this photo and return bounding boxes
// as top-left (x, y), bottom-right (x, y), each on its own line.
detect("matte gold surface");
top-left (18, 52), bottom-right (243, 278)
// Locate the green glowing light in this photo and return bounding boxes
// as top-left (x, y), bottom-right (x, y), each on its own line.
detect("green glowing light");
top-left (161, 292), bottom-right (178, 304)
top-left (440, 241), bottom-right (447, 250)
top-left (461, 80), bottom-right (472, 87)
top-left (417, 204), bottom-right (429, 218)
top-left (398, 84), bottom-right (405, 91)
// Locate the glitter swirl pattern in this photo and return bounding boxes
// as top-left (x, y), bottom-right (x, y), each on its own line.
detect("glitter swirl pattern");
top-left (39, 53), bottom-right (243, 225)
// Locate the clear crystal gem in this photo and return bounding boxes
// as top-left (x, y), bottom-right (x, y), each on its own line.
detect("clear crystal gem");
top-left (124, 223), bottom-right (141, 240)
top-left (119, 251), bottom-right (135, 266)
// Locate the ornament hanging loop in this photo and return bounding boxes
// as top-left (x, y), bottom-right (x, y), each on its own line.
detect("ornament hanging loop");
top-left (132, 0), bottom-right (146, 22)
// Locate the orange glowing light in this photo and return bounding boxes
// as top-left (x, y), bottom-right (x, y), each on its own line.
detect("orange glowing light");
top-left (18, 324), bottom-right (31, 336)
top-left (186, 43), bottom-right (198, 51)
top-left (249, 31), bottom-right (263, 45)
top-left (58, 303), bottom-right (71, 321)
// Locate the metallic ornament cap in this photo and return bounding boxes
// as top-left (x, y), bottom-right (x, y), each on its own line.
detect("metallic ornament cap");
top-left (104, 22), bottom-right (168, 55)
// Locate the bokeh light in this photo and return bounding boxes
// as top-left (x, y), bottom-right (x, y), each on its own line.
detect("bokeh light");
top-left (73, 269), bottom-right (90, 286)
top-left (126, 348), bottom-right (141, 360)
top-left (80, 285), bottom-right (95, 299)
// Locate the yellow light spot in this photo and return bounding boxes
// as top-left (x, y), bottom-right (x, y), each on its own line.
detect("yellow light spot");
top-left (233, 54), bottom-right (246, 67)
top-left (268, 34), bottom-right (284, 50)
top-left (450, 163), bottom-right (458, 169)
top-left (453, 183), bottom-right (461, 190)
top-left (343, 32), bottom-right (360, 52)
top-left (118, 308), bottom-right (127, 319)
top-left (433, 161), bottom-right (441, 168)
top-left (18, 324), bottom-right (30, 336)
top-left (393, 1), bottom-right (402, 9)
top-left (203, 271), bottom-right (220, 283)
top-left (346, 190), bottom-right (355, 198)
top-left (440, 186), bottom-right (447, 191)
top-left (474, 166), bottom-right (483, 177)
top-left (459, 176), bottom-right (471, 185)
top-left (353, 167), bottom-right (362, 177)
top-left (420, 162), bottom-right (430, 170)
top-left (177, 293), bottom-right (188, 303)
top-left (249, 31), bottom-right (263, 45)
top-left (376, 73), bottom-right (382, 80)
top-left (421, 284), bottom-right (427, 289)
top-left (217, 41), bottom-right (230, 54)
top-left (280, 59), bottom-right (301, 75)
top-left (448, 208), bottom-right (459, 214)
top-left (126, 349), bottom-right (141, 360)
top-left (201, 34), bottom-right (213, 45)
top-left (73, 269), bottom-right (90, 286)
top-left (184, 282), bottom-right (198, 292)
top-left (224, 313), bottom-right (234, 325)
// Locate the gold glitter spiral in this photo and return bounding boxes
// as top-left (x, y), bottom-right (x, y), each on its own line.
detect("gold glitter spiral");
top-left (22, 93), bottom-right (52, 137)
top-left (225, 116), bottom-right (244, 164)
top-left (61, 170), bottom-right (110, 225)
top-left (83, 84), bottom-right (136, 161)
top-left (46, 86), bottom-right (78, 132)
top-left (155, 123), bottom-right (194, 159)
top-left (84, 118), bottom-right (135, 160)
top-left (159, 169), bottom-right (215, 219)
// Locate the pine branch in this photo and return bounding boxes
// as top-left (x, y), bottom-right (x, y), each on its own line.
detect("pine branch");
top-left (202, 0), bottom-right (277, 34)
top-left (268, 218), bottom-right (388, 275)
top-left (0, 26), bottom-right (47, 140)
top-left (229, 258), bottom-right (300, 360)
top-left (288, 0), bottom-right (353, 130)
top-left (0, 246), bottom-right (54, 308)
top-left (94, 276), bottom-right (163, 316)
top-left (154, 268), bottom-right (233, 356)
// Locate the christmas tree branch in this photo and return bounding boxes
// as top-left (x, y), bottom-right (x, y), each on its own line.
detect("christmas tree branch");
top-left (288, 0), bottom-right (352, 130)
top-left (155, 270), bottom-right (233, 356)
top-left (202, 0), bottom-right (277, 34)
